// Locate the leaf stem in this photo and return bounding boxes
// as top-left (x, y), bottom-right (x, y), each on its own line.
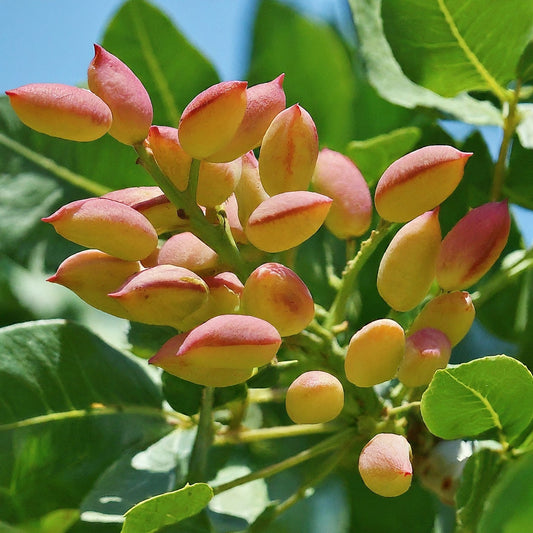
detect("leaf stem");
top-left (491, 81), bottom-right (522, 201)
top-left (187, 386), bottom-right (215, 484)
top-left (324, 220), bottom-right (393, 329)
top-left (0, 132), bottom-right (111, 196)
top-left (386, 401), bottom-right (421, 417)
top-left (211, 428), bottom-right (356, 495)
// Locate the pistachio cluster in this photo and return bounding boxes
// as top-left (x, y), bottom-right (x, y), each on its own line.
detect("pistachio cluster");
top-left (6, 44), bottom-right (511, 500)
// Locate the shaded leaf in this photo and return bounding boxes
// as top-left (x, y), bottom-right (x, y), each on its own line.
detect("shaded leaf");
top-left (121, 483), bottom-right (213, 533)
top-left (477, 452), bottom-right (533, 533)
top-left (517, 40), bottom-right (533, 83)
top-left (381, 0), bottom-right (533, 97)
top-left (348, 0), bottom-right (502, 125)
top-left (455, 447), bottom-right (504, 532)
top-left (421, 355), bottom-right (533, 444)
top-left (507, 136), bottom-right (533, 209)
top-left (0, 320), bottom-right (168, 523)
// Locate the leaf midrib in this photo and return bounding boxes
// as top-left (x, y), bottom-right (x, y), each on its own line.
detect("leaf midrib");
top-left (436, 0), bottom-right (509, 102)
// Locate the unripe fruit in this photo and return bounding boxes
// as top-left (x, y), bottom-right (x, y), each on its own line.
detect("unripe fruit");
top-left (234, 151), bottom-right (270, 227)
top-left (197, 158), bottom-right (242, 208)
top-left (108, 265), bottom-right (209, 329)
top-left (377, 209), bottom-right (441, 312)
top-left (408, 291), bottom-right (475, 347)
top-left (208, 74), bottom-right (286, 162)
top-left (6, 83), bottom-right (112, 142)
top-left (149, 314), bottom-right (281, 386)
top-left (42, 197), bottom-right (158, 261)
top-left (178, 81), bottom-right (248, 160)
top-left (245, 191), bottom-right (332, 253)
top-left (241, 262), bottom-right (315, 337)
top-left (88, 44), bottom-right (153, 145)
top-left (396, 328), bottom-right (452, 387)
top-left (47, 249), bottom-right (141, 319)
top-left (375, 145), bottom-right (472, 223)
top-left (358, 433), bottom-right (413, 497)
top-left (157, 232), bottom-right (218, 274)
top-left (147, 126), bottom-right (192, 191)
top-left (259, 104), bottom-right (319, 196)
top-left (311, 148), bottom-right (372, 239)
top-left (345, 319), bottom-right (405, 387)
top-left (285, 371), bottom-right (344, 424)
top-left (436, 201), bottom-right (511, 291)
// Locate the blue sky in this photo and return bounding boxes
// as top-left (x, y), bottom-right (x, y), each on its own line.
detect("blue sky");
top-left (1, 0), bottom-right (532, 243)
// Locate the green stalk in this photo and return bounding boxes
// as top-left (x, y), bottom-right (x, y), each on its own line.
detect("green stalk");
top-left (250, 435), bottom-right (357, 532)
top-left (186, 386), bottom-right (215, 484)
top-left (0, 132), bottom-right (110, 196)
top-left (134, 144), bottom-right (248, 280)
top-left (324, 220), bottom-right (393, 329)
top-left (214, 422), bottom-right (342, 446)
top-left (491, 81), bottom-right (522, 201)
top-left (211, 428), bottom-right (356, 495)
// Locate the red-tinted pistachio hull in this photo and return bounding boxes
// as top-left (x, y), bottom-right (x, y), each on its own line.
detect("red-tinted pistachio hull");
top-left (102, 186), bottom-right (187, 234)
top-left (178, 81), bottom-right (248, 159)
top-left (147, 126), bottom-right (192, 191)
top-left (375, 145), bottom-right (471, 222)
top-left (345, 319), bottom-right (405, 387)
top-left (359, 433), bottom-right (413, 497)
top-left (47, 249), bottom-right (141, 319)
top-left (407, 291), bottom-right (475, 347)
top-left (241, 262), bottom-right (315, 337)
top-left (234, 151), bottom-right (269, 227)
top-left (157, 232), bottom-right (218, 274)
top-left (285, 371), bottom-right (344, 424)
top-left (149, 314), bottom-right (281, 386)
top-left (109, 264), bottom-right (209, 329)
top-left (245, 191), bottom-right (332, 253)
top-left (207, 74), bottom-right (286, 162)
top-left (179, 272), bottom-right (244, 332)
top-left (397, 328), bottom-right (452, 387)
top-left (197, 158), bottom-right (242, 207)
top-left (149, 334), bottom-right (254, 387)
top-left (436, 201), bottom-right (511, 291)
top-left (377, 209), bottom-right (441, 312)
top-left (88, 44), bottom-right (153, 145)
top-left (42, 197), bottom-right (158, 261)
top-left (6, 83), bottom-right (112, 142)
top-left (258, 104), bottom-right (319, 196)
top-left (311, 148), bottom-right (372, 239)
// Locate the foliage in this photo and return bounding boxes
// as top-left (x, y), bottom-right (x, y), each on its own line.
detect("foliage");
top-left (1, 1), bottom-right (533, 532)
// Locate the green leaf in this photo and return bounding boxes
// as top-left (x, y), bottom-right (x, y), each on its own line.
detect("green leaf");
top-left (455, 447), bottom-right (504, 532)
top-left (345, 127), bottom-right (422, 186)
top-left (381, 0), bottom-right (533, 99)
top-left (248, 0), bottom-right (359, 149)
top-left (102, 0), bottom-right (219, 128)
top-left (0, 320), bottom-right (169, 523)
top-left (348, 0), bottom-right (502, 126)
top-left (517, 40), bottom-right (533, 83)
top-left (421, 355), bottom-right (533, 444)
top-left (121, 483), bottom-right (213, 533)
top-left (477, 452), bottom-right (533, 533)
